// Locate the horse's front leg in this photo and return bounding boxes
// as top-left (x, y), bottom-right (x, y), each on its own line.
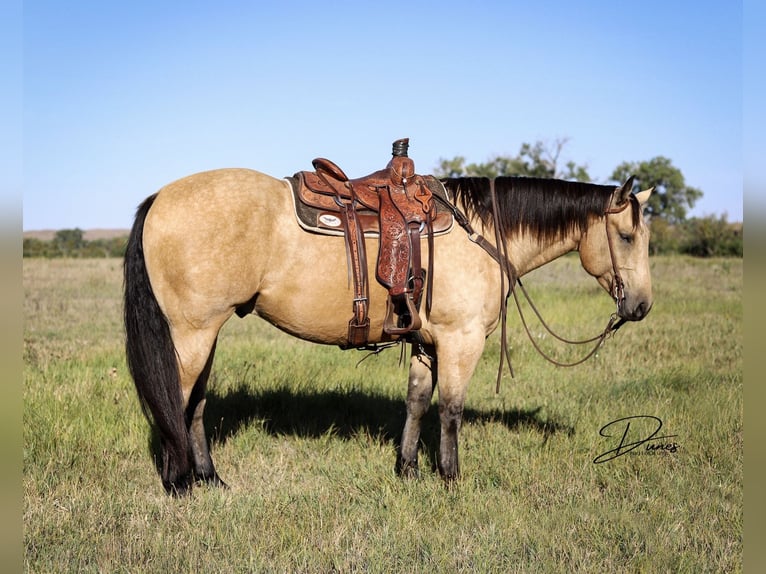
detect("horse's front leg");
top-left (434, 334), bottom-right (485, 483)
top-left (437, 393), bottom-right (465, 482)
top-left (398, 343), bottom-right (437, 478)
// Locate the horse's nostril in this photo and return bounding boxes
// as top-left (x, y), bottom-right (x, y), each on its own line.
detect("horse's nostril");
top-left (634, 301), bottom-right (652, 320)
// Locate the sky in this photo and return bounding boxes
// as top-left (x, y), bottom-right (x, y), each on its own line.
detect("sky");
top-left (15, 1), bottom-right (746, 230)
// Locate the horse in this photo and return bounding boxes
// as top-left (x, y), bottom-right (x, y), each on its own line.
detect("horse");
top-left (124, 166), bottom-right (653, 495)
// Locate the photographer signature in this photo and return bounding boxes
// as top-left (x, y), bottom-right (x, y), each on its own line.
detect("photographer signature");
top-left (593, 415), bottom-right (679, 464)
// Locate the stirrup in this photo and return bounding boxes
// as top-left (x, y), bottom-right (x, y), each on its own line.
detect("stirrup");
top-left (383, 293), bottom-right (422, 336)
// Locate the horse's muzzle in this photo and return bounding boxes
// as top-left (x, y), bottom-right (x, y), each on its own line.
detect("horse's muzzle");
top-left (619, 299), bottom-right (652, 321)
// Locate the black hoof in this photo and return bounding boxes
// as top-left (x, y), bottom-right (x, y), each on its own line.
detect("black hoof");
top-left (160, 463), bottom-right (200, 497)
top-left (164, 476), bottom-right (194, 497)
top-left (441, 473), bottom-right (459, 490)
top-left (195, 472), bottom-right (229, 489)
top-left (397, 459), bottom-right (420, 479)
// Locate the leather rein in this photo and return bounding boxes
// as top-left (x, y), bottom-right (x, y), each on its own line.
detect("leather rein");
top-left (432, 181), bottom-right (632, 392)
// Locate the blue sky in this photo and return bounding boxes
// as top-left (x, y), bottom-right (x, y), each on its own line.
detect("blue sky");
top-left (17, 1), bottom-right (745, 230)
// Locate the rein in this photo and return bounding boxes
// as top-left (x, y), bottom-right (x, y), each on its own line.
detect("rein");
top-left (432, 182), bottom-right (630, 392)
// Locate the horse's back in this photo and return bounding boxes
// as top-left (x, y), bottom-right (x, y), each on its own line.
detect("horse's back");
top-left (147, 168), bottom-right (287, 230)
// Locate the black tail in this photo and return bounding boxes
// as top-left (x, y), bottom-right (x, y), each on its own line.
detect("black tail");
top-left (124, 195), bottom-right (191, 494)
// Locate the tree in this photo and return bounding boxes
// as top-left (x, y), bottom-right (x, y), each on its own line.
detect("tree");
top-left (610, 156), bottom-right (702, 223)
top-left (435, 143), bottom-right (706, 230)
top-left (53, 228), bottom-right (85, 257)
top-left (681, 215), bottom-right (742, 257)
top-left (435, 156), bottom-right (469, 178)
top-left (435, 138), bottom-right (591, 181)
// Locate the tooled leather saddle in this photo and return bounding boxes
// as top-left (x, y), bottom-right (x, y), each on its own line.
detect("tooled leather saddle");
top-left (288, 138), bottom-right (453, 348)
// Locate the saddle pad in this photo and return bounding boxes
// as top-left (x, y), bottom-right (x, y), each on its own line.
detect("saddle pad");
top-left (285, 175), bottom-right (455, 237)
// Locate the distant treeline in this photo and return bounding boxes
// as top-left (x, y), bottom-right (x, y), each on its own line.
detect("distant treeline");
top-left (23, 229), bottom-right (128, 258)
top-left (648, 214), bottom-right (742, 257)
top-left (24, 218), bottom-right (742, 259)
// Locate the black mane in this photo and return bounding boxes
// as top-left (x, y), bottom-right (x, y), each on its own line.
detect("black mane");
top-left (442, 176), bottom-right (634, 244)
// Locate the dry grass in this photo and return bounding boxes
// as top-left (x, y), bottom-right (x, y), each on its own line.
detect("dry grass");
top-left (24, 256), bottom-right (742, 572)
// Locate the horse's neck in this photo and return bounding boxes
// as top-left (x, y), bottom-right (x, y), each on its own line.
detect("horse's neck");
top-left (507, 227), bottom-right (584, 277)
top-left (468, 213), bottom-right (592, 276)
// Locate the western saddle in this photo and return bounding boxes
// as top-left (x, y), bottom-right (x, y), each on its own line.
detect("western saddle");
top-left (291, 138), bottom-right (451, 348)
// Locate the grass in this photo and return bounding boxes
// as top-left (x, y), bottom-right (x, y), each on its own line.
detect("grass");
top-left (24, 255), bottom-right (742, 572)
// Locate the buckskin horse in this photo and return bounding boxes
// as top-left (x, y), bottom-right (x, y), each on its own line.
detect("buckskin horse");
top-left (124, 141), bottom-right (653, 495)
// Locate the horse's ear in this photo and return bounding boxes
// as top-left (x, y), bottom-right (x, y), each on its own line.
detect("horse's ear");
top-left (635, 187), bottom-right (654, 207)
top-left (614, 175), bottom-right (636, 205)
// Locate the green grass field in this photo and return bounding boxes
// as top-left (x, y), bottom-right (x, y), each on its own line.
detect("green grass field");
top-left (24, 255), bottom-right (742, 572)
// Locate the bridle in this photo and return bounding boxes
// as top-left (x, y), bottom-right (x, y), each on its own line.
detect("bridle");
top-left (432, 182), bottom-right (635, 391)
top-left (604, 196), bottom-right (635, 313)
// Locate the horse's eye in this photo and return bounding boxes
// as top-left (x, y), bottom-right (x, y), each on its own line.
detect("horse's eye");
top-left (620, 233), bottom-right (633, 244)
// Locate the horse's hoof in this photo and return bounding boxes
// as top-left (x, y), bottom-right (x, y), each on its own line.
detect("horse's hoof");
top-left (397, 458), bottom-right (420, 479)
top-left (162, 469), bottom-right (196, 497)
top-left (439, 470), bottom-right (460, 489)
top-left (208, 474), bottom-right (229, 489)
top-left (165, 481), bottom-right (193, 497)
top-left (196, 472), bottom-right (229, 489)
top-left (400, 466), bottom-right (420, 480)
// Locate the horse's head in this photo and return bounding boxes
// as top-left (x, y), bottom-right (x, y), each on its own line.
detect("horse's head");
top-left (579, 176), bottom-right (654, 322)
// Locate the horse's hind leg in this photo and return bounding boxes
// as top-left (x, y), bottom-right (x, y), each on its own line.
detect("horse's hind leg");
top-left (186, 339), bottom-right (227, 488)
top-left (172, 322), bottom-right (230, 490)
top-left (398, 343), bottom-right (437, 478)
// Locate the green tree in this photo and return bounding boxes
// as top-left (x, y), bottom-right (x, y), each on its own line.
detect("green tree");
top-left (23, 238), bottom-right (48, 257)
top-left (435, 138), bottom-right (591, 181)
top-left (610, 156), bottom-right (702, 223)
top-left (435, 156), bottom-right (469, 178)
top-left (681, 215), bottom-right (742, 257)
top-left (54, 228), bottom-right (85, 257)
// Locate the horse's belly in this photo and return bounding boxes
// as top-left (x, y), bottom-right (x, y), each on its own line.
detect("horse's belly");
top-left (252, 282), bottom-right (392, 346)
top-left (251, 225), bottom-right (501, 348)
